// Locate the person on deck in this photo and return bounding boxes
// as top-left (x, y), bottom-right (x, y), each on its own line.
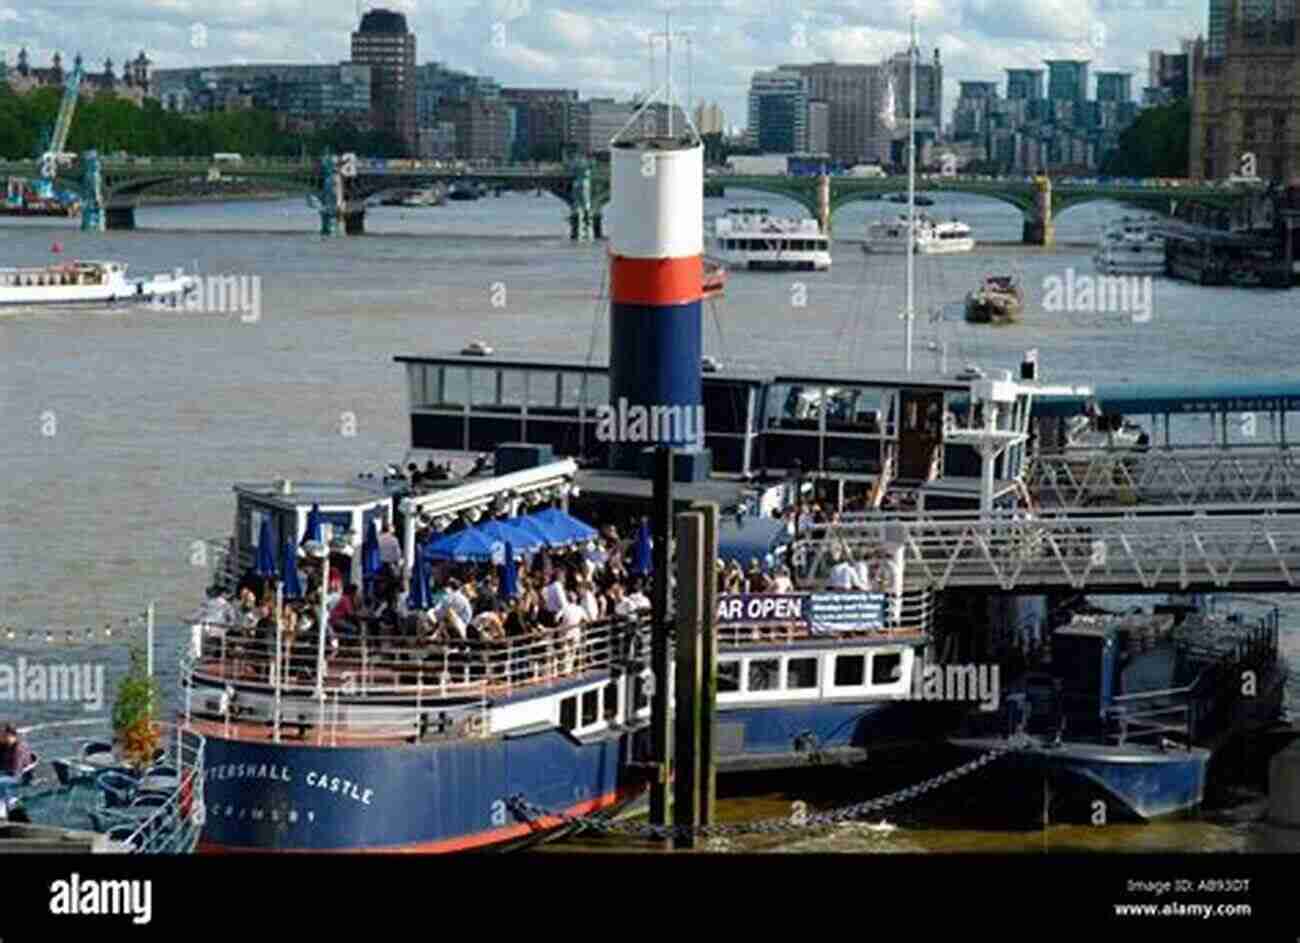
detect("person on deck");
top-left (828, 552), bottom-right (868, 591)
top-left (0, 725), bottom-right (33, 779)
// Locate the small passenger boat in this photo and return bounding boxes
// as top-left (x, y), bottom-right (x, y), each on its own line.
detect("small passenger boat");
top-left (0, 260), bottom-right (197, 308)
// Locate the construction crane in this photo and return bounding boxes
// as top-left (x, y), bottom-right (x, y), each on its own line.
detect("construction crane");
top-left (33, 62), bottom-right (83, 202)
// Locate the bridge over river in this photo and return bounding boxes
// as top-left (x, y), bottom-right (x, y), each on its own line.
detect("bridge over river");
top-left (0, 153), bottom-right (1269, 242)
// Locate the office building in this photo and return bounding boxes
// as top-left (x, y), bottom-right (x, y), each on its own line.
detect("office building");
top-left (1006, 68), bottom-right (1044, 101)
top-left (747, 69), bottom-right (809, 152)
top-left (351, 8), bottom-right (417, 153)
top-left (1045, 59), bottom-right (1090, 104)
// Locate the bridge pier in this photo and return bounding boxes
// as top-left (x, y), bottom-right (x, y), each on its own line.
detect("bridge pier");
top-left (104, 203), bottom-right (135, 230)
top-left (817, 174), bottom-right (830, 234)
top-left (342, 203), bottom-right (365, 236)
top-left (1022, 175), bottom-right (1054, 247)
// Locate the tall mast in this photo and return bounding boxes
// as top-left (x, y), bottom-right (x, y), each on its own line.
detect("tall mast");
top-left (904, 3), bottom-right (918, 373)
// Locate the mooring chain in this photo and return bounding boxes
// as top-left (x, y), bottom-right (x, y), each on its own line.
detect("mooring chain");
top-left (506, 743), bottom-right (1019, 840)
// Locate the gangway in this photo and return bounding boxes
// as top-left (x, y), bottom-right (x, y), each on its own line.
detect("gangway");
top-left (802, 503), bottom-right (1300, 594)
top-left (1028, 446), bottom-right (1300, 508)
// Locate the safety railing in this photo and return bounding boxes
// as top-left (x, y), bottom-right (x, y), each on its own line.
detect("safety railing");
top-left (1028, 445), bottom-right (1300, 508)
top-left (183, 618), bottom-right (653, 742)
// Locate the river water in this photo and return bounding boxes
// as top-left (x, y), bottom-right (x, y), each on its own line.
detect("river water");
top-left (3, 190), bottom-right (1299, 853)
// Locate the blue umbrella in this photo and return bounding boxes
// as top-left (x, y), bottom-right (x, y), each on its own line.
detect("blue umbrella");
top-left (478, 518), bottom-right (544, 554)
top-left (302, 503), bottom-right (323, 545)
top-left (423, 525), bottom-right (497, 562)
top-left (631, 520), bottom-right (653, 576)
top-left (529, 508), bottom-right (598, 546)
top-left (407, 541), bottom-right (431, 610)
top-left (361, 519), bottom-right (382, 600)
top-left (255, 518), bottom-right (277, 578)
top-left (499, 540), bottom-right (518, 600)
top-left (280, 540), bottom-right (303, 599)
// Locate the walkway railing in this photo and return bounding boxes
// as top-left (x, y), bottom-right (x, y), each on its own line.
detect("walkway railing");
top-left (1028, 446), bottom-right (1300, 507)
top-left (799, 504), bottom-right (1300, 591)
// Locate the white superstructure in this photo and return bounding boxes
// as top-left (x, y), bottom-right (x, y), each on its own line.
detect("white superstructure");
top-left (1093, 215), bottom-right (1166, 275)
top-left (865, 214), bottom-right (975, 254)
top-left (709, 207), bottom-right (831, 271)
top-left (0, 260), bottom-right (197, 308)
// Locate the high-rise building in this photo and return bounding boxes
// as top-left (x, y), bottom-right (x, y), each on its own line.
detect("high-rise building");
top-left (888, 48), bottom-right (943, 122)
top-left (1192, 0), bottom-right (1300, 182)
top-left (694, 102), bottom-right (725, 135)
top-left (1045, 60), bottom-right (1090, 104)
top-left (351, 8), bottom-right (417, 153)
top-left (501, 87), bottom-right (577, 161)
top-left (807, 100), bottom-right (830, 154)
top-left (747, 69), bottom-right (809, 153)
top-left (1005, 68), bottom-right (1044, 101)
top-left (442, 98), bottom-right (511, 161)
top-left (778, 62), bottom-right (888, 164)
top-left (1095, 71), bottom-right (1133, 103)
top-left (1145, 45), bottom-right (1193, 104)
top-left (954, 81), bottom-right (999, 140)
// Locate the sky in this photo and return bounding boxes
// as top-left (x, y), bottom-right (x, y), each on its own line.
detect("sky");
top-left (0, 0), bottom-right (1207, 130)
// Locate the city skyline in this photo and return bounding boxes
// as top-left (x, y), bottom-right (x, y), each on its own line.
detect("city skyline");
top-left (0, 0), bottom-right (1212, 134)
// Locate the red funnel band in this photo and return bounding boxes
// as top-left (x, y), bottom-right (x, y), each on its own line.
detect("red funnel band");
top-left (610, 256), bottom-right (703, 307)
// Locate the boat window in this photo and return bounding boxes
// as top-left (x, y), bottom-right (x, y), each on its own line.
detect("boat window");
top-left (581, 689), bottom-right (599, 727)
top-left (634, 673), bottom-right (650, 712)
top-left (718, 660), bottom-right (740, 693)
top-left (786, 657), bottom-right (818, 690)
top-left (526, 371), bottom-right (561, 408)
top-left (603, 682), bottom-right (619, 722)
top-left (833, 654), bottom-right (866, 687)
top-left (499, 370), bottom-right (527, 407)
top-left (441, 366), bottom-right (469, 408)
top-left (702, 382), bottom-right (751, 434)
top-left (560, 695), bottom-right (578, 731)
top-left (560, 372), bottom-right (585, 409)
top-left (583, 373), bottom-right (610, 411)
top-left (871, 652), bottom-right (903, 685)
top-left (747, 658), bottom-right (780, 692)
top-left (469, 369), bottom-right (497, 408)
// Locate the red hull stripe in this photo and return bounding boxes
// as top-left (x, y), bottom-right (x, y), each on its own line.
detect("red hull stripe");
top-left (196, 787), bottom-right (640, 854)
top-left (610, 256), bottom-right (702, 306)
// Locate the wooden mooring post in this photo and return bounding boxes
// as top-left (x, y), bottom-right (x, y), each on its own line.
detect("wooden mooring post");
top-left (649, 447), bottom-right (674, 843)
top-left (673, 510), bottom-right (704, 848)
top-left (692, 501), bottom-right (719, 829)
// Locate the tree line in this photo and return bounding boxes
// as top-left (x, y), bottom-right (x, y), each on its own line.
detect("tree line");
top-left (0, 85), bottom-right (405, 160)
top-left (1099, 101), bottom-right (1190, 178)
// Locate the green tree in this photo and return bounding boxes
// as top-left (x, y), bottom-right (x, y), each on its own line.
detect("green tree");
top-left (1100, 101), bottom-right (1190, 178)
top-left (112, 645), bottom-right (162, 772)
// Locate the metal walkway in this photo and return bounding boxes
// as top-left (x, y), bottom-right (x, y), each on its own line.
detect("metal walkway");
top-left (805, 503), bottom-right (1300, 593)
top-left (1027, 447), bottom-right (1300, 508)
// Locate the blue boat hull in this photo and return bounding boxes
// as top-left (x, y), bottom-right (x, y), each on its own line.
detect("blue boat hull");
top-left (197, 726), bottom-right (649, 852)
top-left (949, 738), bottom-right (1210, 825)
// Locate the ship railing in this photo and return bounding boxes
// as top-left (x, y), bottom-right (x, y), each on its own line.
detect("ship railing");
top-left (185, 617), bottom-right (652, 722)
top-left (14, 719), bottom-right (206, 853)
top-left (1105, 688), bottom-right (1194, 749)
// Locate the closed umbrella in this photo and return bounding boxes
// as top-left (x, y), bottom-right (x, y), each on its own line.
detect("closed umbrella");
top-left (630, 520), bottom-right (653, 576)
top-left (280, 540), bottom-right (303, 599)
top-left (361, 519), bottom-right (382, 601)
top-left (499, 541), bottom-right (518, 600)
top-left (255, 518), bottom-right (277, 578)
top-left (302, 503), bottom-right (323, 545)
top-left (407, 540), bottom-right (431, 610)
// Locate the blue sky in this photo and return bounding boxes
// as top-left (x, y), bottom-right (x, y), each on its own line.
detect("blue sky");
top-left (1, 0), bottom-right (1206, 128)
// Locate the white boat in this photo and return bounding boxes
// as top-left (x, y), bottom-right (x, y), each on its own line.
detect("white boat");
top-left (864, 214), bottom-right (975, 254)
top-left (710, 208), bottom-right (831, 271)
top-left (0, 260), bottom-right (198, 308)
top-left (1093, 215), bottom-right (1165, 274)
